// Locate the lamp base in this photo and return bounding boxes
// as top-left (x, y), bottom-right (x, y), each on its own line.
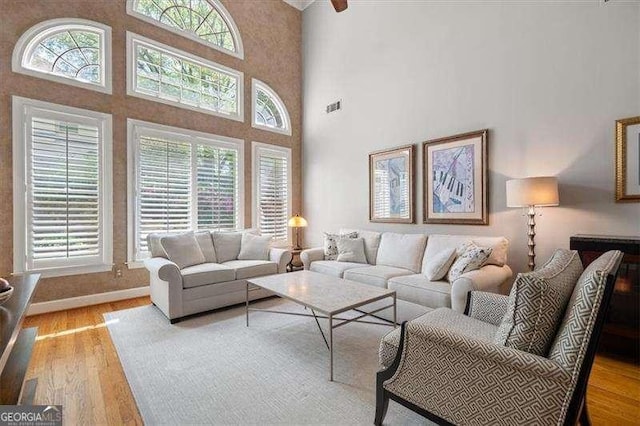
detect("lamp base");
top-left (527, 205), bottom-right (536, 271)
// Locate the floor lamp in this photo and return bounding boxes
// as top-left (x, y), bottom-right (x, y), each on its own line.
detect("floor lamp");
top-left (506, 176), bottom-right (559, 271)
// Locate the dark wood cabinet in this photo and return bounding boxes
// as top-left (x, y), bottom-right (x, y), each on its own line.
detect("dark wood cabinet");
top-left (570, 235), bottom-right (639, 361)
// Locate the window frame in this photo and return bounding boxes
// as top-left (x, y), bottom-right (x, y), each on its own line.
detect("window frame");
top-left (251, 79), bottom-right (292, 136)
top-left (126, 32), bottom-right (244, 122)
top-left (12, 96), bottom-right (113, 278)
top-left (127, 119), bottom-right (245, 267)
top-left (252, 142), bottom-right (292, 245)
top-left (12, 18), bottom-right (112, 94)
top-left (126, 0), bottom-right (244, 60)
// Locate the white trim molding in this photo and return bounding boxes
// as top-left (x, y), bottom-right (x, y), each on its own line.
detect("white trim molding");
top-left (126, 0), bottom-right (244, 60)
top-left (27, 286), bottom-right (150, 316)
top-left (12, 18), bottom-right (112, 94)
top-left (252, 78), bottom-right (292, 136)
top-left (126, 32), bottom-right (244, 122)
top-left (12, 96), bottom-right (113, 278)
top-left (127, 119), bottom-right (245, 264)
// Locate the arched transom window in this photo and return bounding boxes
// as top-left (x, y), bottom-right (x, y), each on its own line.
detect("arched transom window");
top-left (127, 0), bottom-right (243, 59)
top-left (252, 79), bottom-right (291, 136)
top-left (12, 18), bottom-right (112, 93)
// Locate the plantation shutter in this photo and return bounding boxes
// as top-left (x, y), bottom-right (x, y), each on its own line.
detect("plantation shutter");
top-left (197, 145), bottom-right (239, 230)
top-left (28, 115), bottom-right (102, 269)
top-left (136, 135), bottom-right (192, 257)
top-left (257, 149), bottom-right (289, 240)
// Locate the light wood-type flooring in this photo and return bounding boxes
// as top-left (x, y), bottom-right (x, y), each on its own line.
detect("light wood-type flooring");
top-left (22, 297), bottom-right (640, 425)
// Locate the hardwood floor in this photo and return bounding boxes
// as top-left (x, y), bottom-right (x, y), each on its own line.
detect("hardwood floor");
top-left (23, 297), bottom-right (640, 425)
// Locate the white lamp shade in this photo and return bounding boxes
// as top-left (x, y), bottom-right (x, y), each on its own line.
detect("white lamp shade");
top-left (506, 176), bottom-right (559, 207)
top-left (287, 214), bottom-right (308, 228)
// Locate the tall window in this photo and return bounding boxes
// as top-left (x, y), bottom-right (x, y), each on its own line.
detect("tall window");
top-left (128, 120), bottom-right (243, 263)
top-left (12, 18), bottom-right (112, 93)
top-left (252, 79), bottom-right (291, 136)
top-left (127, 33), bottom-right (243, 121)
top-left (127, 0), bottom-right (244, 59)
top-left (252, 142), bottom-right (291, 242)
top-left (12, 97), bottom-right (113, 277)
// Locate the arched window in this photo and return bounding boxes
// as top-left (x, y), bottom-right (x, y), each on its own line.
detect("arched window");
top-left (12, 18), bottom-right (112, 93)
top-left (127, 0), bottom-right (244, 59)
top-left (252, 79), bottom-right (291, 136)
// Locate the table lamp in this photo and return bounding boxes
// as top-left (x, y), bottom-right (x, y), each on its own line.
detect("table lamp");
top-left (288, 214), bottom-right (308, 250)
top-left (506, 176), bottom-right (559, 271)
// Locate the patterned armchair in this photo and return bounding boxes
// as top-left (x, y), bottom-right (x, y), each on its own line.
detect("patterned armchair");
top-left (375, 250), bottom-right (623, 426)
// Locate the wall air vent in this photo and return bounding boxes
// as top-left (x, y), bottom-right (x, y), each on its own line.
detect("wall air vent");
top-left (326, 100), bottom-right (341, 114)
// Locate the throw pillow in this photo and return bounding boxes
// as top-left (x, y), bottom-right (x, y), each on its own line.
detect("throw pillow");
top-left (494, 249), bottom-right (583, 356)
top-left (194, 231), bottom-right (217, 263)
top-left (447, 244), bottom-right (493, 282)
top-left (323, 232), bottom-right (357, 260)
top-left (212, 231), bottom-right (244, 263)
top-left (160, 233), bottom-right (206, 269)
top-left (238, 233), bottom-right (271, 261)
top-left (336, 237), bottom-right (367, 263)
top-left (423, 248), bottom-right (457, 281)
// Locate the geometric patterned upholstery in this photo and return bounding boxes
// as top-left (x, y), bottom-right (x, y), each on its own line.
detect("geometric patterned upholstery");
top-left (465, 290), bottom-right (509, 325)
top-left (494, 249), bottom-right (583, 356)
top-left (379, 250), bottom-right (623, 426)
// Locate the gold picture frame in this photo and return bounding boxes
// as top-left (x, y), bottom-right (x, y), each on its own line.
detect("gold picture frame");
top-left (369, 144), bottom-right (415, 223)
top-left (615, 116), bottom-right (640, 202)
top-left (423, 129), bottom-right (488, 225)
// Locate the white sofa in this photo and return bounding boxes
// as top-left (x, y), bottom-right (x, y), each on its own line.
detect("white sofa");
top-left (144, 230), bottom-right (292, 323)
top-left (301, 229), bottom-right (512, 322)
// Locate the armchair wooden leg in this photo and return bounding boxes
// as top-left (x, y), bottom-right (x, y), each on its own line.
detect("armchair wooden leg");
top-left (374, 389), bottom-right (389, 426)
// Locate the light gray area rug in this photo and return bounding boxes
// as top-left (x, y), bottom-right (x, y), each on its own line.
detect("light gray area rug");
top-left (105, 298), bottom-right (434, 425)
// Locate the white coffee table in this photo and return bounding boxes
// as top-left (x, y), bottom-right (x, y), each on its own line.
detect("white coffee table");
top-left (246, 270), bottom-right (397, 381)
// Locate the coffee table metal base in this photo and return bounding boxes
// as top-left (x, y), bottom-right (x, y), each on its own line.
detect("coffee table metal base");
top-left (245, 284), bottom-right (397, 381)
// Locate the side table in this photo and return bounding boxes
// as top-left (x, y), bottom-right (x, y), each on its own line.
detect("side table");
top-left (286, 248), bottom-right (305, 272)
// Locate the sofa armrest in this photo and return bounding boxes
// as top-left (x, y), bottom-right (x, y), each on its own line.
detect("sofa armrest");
top-left (270, 248), bottom-right (292, 273)
top-left (144, 257), bottom-right (182, 285)
top-left (143, 257), bottom-right (184, 321)
top-left (300, 247), bottom-right (324, 270)
top-left (382, 321), bottom-right (571, 425)
top-left (465, 291), bottom-right (509, 325)
top-left (450, 264), bottom-right (513, 312)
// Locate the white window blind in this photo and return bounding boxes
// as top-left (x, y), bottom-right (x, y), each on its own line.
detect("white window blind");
top-left (13, 97), bottom-right (113, 277)
top-left (129, 120), bottom-right (243, 262)
top-left (253, 143), bottom-right (291, 241)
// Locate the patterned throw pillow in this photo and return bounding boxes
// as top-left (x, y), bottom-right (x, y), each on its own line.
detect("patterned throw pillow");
top-left (323, 232), bottom-right (357, 260)
top-left (494, 249), bottom-right (584, 356)
top-left (447, 244), bottom-right (493, 282)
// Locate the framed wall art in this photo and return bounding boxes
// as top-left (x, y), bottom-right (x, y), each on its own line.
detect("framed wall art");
top-left (616, 116), bottom-right (640, 202)
top-left (423, 129), bottom-right (488, 225)
top-left (369, 144), bottom-right (415, 223)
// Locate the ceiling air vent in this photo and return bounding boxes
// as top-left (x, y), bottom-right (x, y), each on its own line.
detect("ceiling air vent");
top-left (326, 100), bottom-right (341, 114)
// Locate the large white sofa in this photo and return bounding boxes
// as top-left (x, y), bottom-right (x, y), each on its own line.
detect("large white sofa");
top-left (301, 229), bottom-right (512, 322)
top-left (144, 230), bottom-right (292, 323)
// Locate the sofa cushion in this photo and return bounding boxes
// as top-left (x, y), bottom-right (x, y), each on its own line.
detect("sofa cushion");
top-left (223, 260), bottom-right (278, 279)
top-left (379, 308), bottom-right (497, 367)
top-left (344, 265), bottom-right (413, 289)
top-left (238, 233), bottom-right (271, 261)
top-left (323, 231), bottom-right (357, 260)
top-left (447, 244), bottom-right (493, 282)
top-left (494, 249), bottom-right (583, 356)
top-left (422, 235), bottom-right (509, 272)
top-left (181, 263), bottom-right (236, 289)
top-left (309, 260), bottom-right (368, 278)
top-left (212, 231), bottom-right (244, 263)
top-left (387, 274), bottom-right (452, 309)
top-left (376, 233), bottom-right (427, 273)
top-left (336, 237), bottom-right (367, 264)
top-left (195, 231), bottom-right (217, 263)
top-left (147, 233), bottom-right (168, 258)
top-left (423, 248), bottom-right (456, 281)
top-left (340, 228), bottom-right (382, 265)
top-left (161, 233), bottom-right (206, 269)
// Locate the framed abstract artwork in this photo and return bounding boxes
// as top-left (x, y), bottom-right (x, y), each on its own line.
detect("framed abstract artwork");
top-left (423, 129), bottom-right (488, 225)
top-left (616, 116), bottom-right (640, 202)
top-left (369, 144), bottom-right (415, 223)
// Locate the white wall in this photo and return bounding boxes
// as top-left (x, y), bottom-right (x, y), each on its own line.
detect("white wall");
top-left (302, 0), bottom-right (640, 275)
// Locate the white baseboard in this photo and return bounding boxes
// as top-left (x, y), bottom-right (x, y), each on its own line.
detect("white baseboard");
top-left (27, 286), bottom-right (150, 316)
